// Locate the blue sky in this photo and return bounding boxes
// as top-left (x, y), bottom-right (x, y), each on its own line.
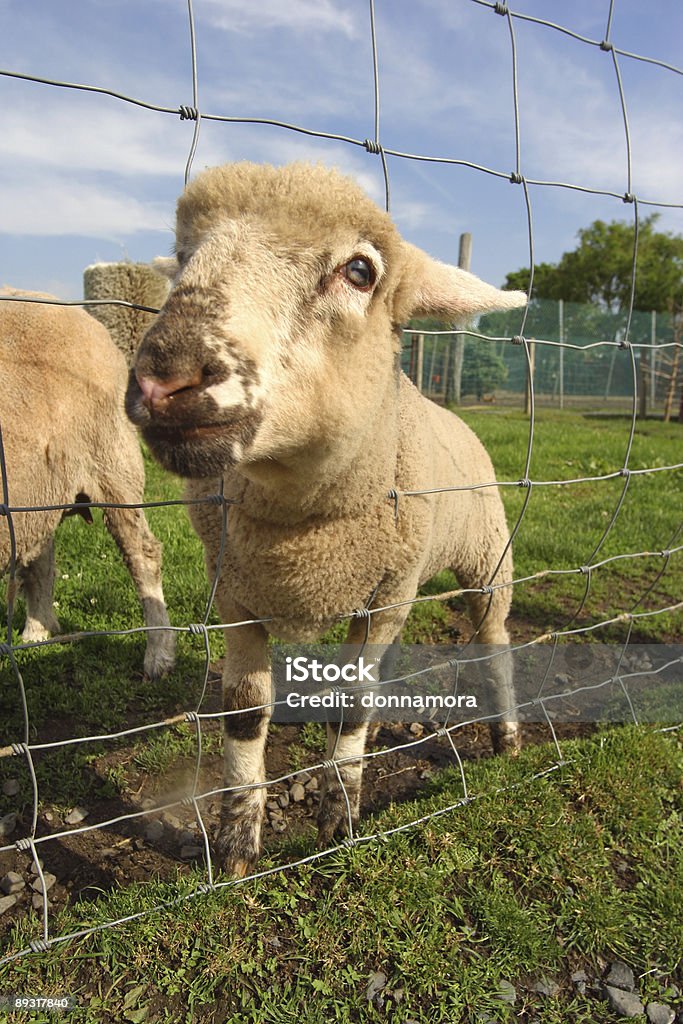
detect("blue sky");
top-left (0, 0), bottom-right (681, 301)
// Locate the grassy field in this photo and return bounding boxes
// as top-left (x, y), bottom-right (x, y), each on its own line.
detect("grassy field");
top-left (0, 409), bottom-right (681, 1021)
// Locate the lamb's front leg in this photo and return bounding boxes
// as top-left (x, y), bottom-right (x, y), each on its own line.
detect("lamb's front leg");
top-left (317, 606), bottom-right (408, 847)
top-left (216, 610), bottom-right (272, 877)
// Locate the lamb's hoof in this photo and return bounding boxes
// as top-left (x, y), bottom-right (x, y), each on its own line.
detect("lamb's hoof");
top-left (317, 788), bottom-right (359, 849)
top-left (214, 819), bottom-right (261, 878)
top-left (143, 637), bottom-right (177, 679)
top-left (491, 721), bottom-right (522, 756)
top-left (21, 623), bottom-right (55, 644)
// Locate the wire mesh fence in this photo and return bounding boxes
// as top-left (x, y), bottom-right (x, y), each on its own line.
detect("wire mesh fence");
top-left (0, 0), bottom-right (682, 968)
top-left (404, 301), bottom-right (683, 414)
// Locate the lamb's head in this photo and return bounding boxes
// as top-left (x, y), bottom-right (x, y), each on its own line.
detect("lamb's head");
top-left (126, 161), bottom-right (526, 479)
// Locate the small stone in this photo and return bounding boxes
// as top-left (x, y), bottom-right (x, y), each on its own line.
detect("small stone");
top-left (295, 771), bottom-right (312, 785)
top-left (604, 986), bottom-right (645, 1018)
top-left (0, 894), bottom-right (18, 915)
top-left (533, 976), bottom-right (560, 997)
top-left (497, 980), bottom-right (517, 1005)
top-left (1, 871), bottom-right (25, 895)
top-left (43, 809), bottom-right (54, 822)
top-left (145, 820), bottom-right (164, 843)
top-left (277, 792), bottom-right (290, 809)
top-left (305, 776), bottom-right (319, 792)
top-left (290, 783), bottom-right (306, 802)
top-left (646, 1003), bottom-right (675, 1024)
top-left (2, 778), bottom-right (20, 797)
top-left (266, 800), bottom-right (280, 812)
top-left (409, 722), bottom-right (423, 737)
top-left (366, 971), bottom-right (387, 1002)
top-left (30, 872), bottom-right (56, 894)
top-left (606, 962), bottom-right (636, 992)
top-left (571, 970), bottom-right (588, 994)
top-left (268, 807), bottom-right (284, 819)
top-left (271, 819), bottom-right (286, 833)
top-left (179, 830), bottom-right (196, 847)
top-left (64, 806), bottom-right (88, 825)
top-left (32, 892), bottom-right (51, 910)
top-left (163, 813), bottom-right (182, 830)
top-left (0, 812), bottom-right (17, 838)
top-left (391, 987), bottom-right (404, 1004)
top-left (28, 858), bottom-right (44, 876)
top-left (180, 844), bottom-right (202, 860)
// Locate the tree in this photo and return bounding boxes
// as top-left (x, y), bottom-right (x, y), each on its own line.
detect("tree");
top-left (502, 216), bottom-right (683, 419)
top-left (504, 215), bottom-right (683, 314)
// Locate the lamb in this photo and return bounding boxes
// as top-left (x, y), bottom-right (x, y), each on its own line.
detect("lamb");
top-left (125, 161), bottom-right (527, 875)
top-left (0, 288), bottom-right (176, 678)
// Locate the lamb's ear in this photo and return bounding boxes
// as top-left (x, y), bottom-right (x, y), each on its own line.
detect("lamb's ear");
top-left (393, 242), bottom-right (527, 322)
top-left (151, 256), bottom-right (180, 280)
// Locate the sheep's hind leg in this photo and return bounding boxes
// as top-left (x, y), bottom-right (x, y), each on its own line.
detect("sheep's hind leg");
top-left (18, 539), bottom-right (60, 642)
top-left (317, 608), bottom-right (407, 847)
top-left (102, 503), bottom-right (176, 678)
top-left (216, 611), bottom-right (272, 877)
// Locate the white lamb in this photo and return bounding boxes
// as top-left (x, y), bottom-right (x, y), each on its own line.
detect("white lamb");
top-left (0, 289), bottom-right (176, 678)
top-left (125, 161), bottom-right (527, 875)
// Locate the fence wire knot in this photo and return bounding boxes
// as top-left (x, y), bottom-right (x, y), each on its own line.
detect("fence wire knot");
top-left (29, 939), bottom-right (50, 954)
top-left (494, 2), bottom-right (509, 15)
top-left (185, 711), bottom-right (200, 724)
top-left (387, 488), bottom-right (400, 519)
top-left (620, 468), bottom-right (631, 478)
top-left (622, 192), bottom-right (635, 204)
top-left (15, 837), bottom-right (33, 852)
top-left (11, 742), bottom-right (28, 757)
top-left (188, 623), bottom-right (207, 637)
top-left (660, 549), bottom-right (671, 559)
top-left (0, 503), bottom-right (7, 516)
top-left (363, 139), bottom-right (383, 154)
top-left (321, 759), bottom-right (336, 770)
top-left (341, 836), bottom-right (356, 848)
top-left (353, 607), bottom-right (372, 621)
top-left (600, 40), bottom-right (614, 52)
top-left (509, 171), bottom-right (523, 184)
top-left (511, 335), bottom-right (525, 346)
top-left (618, 339), bottom-right (631, 350)
top-left (0, 642), bottom-right (12, 657)
top-left (480, 584), bottom-right (494, 595)
top-left (518, 477), bottom-right (531, 488)
top-left (178, 105), bottom-right (199, 121)
top-left (578, 565), bottom-right (591, 575)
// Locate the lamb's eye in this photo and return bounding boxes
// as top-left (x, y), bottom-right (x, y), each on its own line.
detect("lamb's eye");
top-left (341, 257), bottom-right (375, 290)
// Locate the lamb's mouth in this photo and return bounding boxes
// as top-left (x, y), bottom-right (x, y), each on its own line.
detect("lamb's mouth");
top-left (141, 416), bottom-right (261, 478)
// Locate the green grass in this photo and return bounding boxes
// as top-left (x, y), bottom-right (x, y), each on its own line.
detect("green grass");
top-left (0, 726), bottom-right (681, 1022)
top-left (427, 409), bottom-right (683, 642)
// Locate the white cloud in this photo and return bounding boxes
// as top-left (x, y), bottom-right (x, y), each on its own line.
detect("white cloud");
top-left (197, 0), bottom-right (358, 38)
top-left (1, 174), bottom-right (170, 237)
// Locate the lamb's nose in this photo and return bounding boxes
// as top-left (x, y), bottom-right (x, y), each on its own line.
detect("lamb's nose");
top-left (136, 371), bottom-right (202, 410)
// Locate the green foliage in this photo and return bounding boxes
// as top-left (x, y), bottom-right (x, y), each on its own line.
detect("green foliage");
top-left (460, 343), bottom-right (507, 399)
top-left (504, 214), bottom-right (683, 315)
